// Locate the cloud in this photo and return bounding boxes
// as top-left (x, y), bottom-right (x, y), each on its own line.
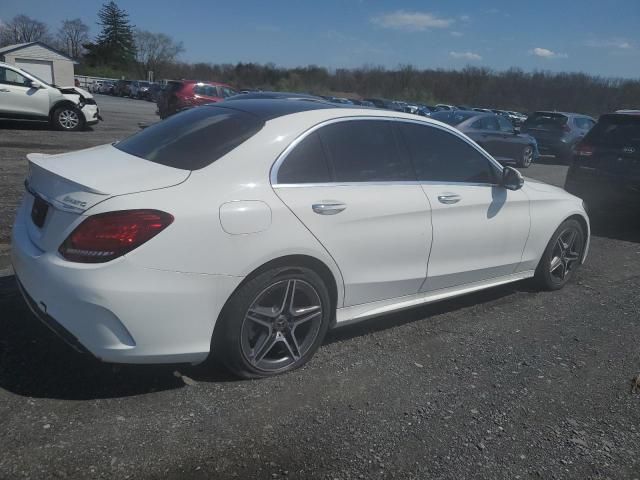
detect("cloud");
top-left (371, 11), bottom-right (454, 31)
top-left (585, 38), bottom-right (632, 49)
top-left (459, 15), bottom-right (471, 22)
top-left (450, 31), bottom-right (463, 37)
top-left (450, 51), bottom-right (482, 61)
top-left (529, 47), bottom-right (568, 59)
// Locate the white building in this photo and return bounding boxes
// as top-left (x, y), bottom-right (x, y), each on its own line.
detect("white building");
top-left (0, 42), bottom-right (76, 86)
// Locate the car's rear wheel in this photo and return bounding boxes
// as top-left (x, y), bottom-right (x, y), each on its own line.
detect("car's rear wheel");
top-left (534, 219), bottom-right (585, 290)
top-left (517, 145), bottom-right (534, 168)
top-left (214, 267), bottom-right (331, 378)
top-left (52, 105), bottom-right (85, 131)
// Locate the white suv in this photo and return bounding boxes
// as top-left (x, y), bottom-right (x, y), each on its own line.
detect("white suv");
top-left (0, 61), bottom-right (101, 131)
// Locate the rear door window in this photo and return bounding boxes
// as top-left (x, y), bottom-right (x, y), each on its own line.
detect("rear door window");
top-left (318, 120), bottom-right (414, 182)
top-left (497, 116), bottom-right (514, 132)
top-left (277, 132), bottom-right (331, 184)
top-left (115, 106), bottom-right (264, 170)
top-left (472, 116), bottom-right (500, 131)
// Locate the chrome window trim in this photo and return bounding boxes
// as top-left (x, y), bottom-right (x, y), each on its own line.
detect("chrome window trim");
top-left (270, 115), bottom-right (504, 187)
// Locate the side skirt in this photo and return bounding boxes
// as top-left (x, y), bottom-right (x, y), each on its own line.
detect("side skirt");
top-left (335, 270), bottom-right (535, 326)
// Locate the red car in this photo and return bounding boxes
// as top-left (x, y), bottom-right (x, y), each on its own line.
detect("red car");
top-left (157, 80), bottom-right (237, 119)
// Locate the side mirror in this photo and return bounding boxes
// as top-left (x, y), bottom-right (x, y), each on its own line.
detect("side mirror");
top-left (501, 166), bottom-right (524, 191)
top-left (29, 81), bottom-right (42, 89)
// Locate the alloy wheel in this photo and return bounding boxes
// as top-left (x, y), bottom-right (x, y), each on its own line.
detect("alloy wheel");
top-left (240, 279), bottom-right (323, 373)
top-left (522, 146), bottom-right (533, 167)
top-left (59, 109), bottom-right (79, 130)
top-left (549, 227), bottom-right (582, 281)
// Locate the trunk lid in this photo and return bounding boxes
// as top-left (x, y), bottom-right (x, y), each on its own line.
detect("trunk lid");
top-left (24, 143), bottom-right (189, 252)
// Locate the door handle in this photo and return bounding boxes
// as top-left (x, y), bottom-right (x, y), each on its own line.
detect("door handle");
top-left (0, 88), bottom-right (9, 93)
top-left (437, 194), bottom-right (461, 204)
top-left (312, 202), bottom-right (346, 215)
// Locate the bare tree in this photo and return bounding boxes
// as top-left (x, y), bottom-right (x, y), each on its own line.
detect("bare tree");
top-left (134, 29), bottom-right (184, 78)
top-left (57, 18), bottom-right (89, 59)
top-left (0, 14), bottom-right (51, 46)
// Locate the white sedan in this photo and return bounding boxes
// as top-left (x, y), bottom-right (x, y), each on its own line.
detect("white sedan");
top-left (11, 100), bottom-right (589, 378)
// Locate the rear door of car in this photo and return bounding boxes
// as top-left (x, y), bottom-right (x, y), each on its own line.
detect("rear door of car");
top-left (469, 115), bottom-right (504, 159)
top-left (272, 118), bottom-right (433, 307)
top-left (397, 121), bottom-right (530, 291)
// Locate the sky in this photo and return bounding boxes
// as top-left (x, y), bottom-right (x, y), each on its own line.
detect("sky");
top-left (1, 0), bottom-right (639, 78)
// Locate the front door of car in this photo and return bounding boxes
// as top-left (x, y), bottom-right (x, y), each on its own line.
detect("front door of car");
top-left (273, 119), bottom-right (433, 307)
top-left (496, 115), bottom-right (523, 160)
top-left (0, 66), bottom-right (49, 118)
top-left (397, 121), bottom-right (530, 291)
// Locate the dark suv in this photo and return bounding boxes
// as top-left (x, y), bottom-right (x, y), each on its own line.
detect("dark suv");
top-left (521, 111), bottom-right (595, 162)
top-left (565, 112), bottom-right (640, 212)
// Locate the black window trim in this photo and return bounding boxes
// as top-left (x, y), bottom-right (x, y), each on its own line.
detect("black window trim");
top-left (271, 116), bottom-right (504, 187)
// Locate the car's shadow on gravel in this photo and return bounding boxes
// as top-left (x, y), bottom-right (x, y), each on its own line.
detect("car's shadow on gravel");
top-left (0, 275), bottom-right (197, 400)
top-left (0, 271), bottom-right (532, 398)
top-left (590, 212), bottom-right (640, 244)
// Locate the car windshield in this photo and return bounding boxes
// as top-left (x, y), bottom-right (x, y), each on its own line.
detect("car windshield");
top-left (584, 115), bottom-right (640, 149)
top-left (430, 111), bottom-right (477, 126)
top-left (115, 105), bottom-right (265, 170)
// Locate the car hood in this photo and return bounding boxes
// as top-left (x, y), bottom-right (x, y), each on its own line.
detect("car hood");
top-left (58, 86), bottom-right (94, 103)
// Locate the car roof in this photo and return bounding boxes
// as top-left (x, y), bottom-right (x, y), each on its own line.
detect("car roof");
top-left (210, 98), bottom-right (463, 127)
top-left (211, 98), bottom-right (351, 121)
top-left (531, 111), bottom-right (592, 118)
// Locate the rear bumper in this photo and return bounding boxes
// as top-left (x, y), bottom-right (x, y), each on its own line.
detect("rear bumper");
top-left (536, 139), bottom-right (572, 157)
top-left (11, 204), bottom-right (243, 364)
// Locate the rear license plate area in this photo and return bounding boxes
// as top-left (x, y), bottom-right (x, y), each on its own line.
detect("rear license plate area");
top-left (31, 196), bottom-right (49, 228)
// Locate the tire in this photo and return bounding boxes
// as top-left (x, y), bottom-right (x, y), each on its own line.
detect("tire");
top-left (517, 145), bottom-right (534, 168)
top-left (52, 105), bottom-right (85, 131)
top-left (213, 267), bottom-right (332, 379)
top-left (534, 219), bottom-right (585, 291)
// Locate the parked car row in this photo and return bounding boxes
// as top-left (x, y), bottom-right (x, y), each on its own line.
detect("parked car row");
top-left (89, 79), bottom-right (163, 102)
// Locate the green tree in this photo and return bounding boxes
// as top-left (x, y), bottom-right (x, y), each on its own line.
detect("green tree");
top-left (86, 1), bottom-right (135, 68)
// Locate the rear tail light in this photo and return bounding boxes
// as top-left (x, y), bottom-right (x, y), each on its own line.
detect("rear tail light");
top-left (59, 210), bottom-right (173, 263)
top-left (575, 144), bottom-right (594, 157)
top-left (563, 124), bottom-right (571, 133)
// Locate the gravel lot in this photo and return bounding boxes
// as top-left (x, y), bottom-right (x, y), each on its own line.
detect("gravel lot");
top-left (0, 96), bottom-right (639, 479)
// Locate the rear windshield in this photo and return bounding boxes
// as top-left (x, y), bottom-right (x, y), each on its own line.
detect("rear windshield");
top-left (430, 111), bottom-right (476, 126)
top-left (115, 106), bottom-right (264, 170)
top-left (584, 115), bottom-right (640, 149)
top-left (523, 113), bottom-right (568, 128)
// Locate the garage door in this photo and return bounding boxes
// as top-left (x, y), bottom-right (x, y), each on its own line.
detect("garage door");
top-left (14, 59), bottom-right (54, 84)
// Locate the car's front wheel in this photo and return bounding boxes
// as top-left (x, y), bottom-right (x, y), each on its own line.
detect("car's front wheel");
top-left (52, 105), bottom-right (85, 131)
top-left (214, 267), bottom-right (332, 378)
top-left (534, 219), bottom-right (585, 290)
top-left (517, 145), bottom-right (534, 168)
